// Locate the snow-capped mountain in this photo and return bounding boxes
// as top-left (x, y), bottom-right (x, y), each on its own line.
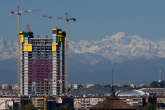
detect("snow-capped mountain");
top-left (1, 33), bottom-right (165, 83)
top-left (70, 32), bottom-right (165, 63)
top-left (0, 37), bottom-right (16, 61)
top-left (1, 32), bottom-right (165, 62)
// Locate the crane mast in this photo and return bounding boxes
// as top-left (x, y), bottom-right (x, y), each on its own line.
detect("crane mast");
top-left (42, 13), bottom-right (76, 96)
top-left (17, 6), bottom-right (21, 96)
top-left (10, 6), bottom-right (40, 96)
top-left (65, 12), bottom-right (76, 96)
top-left (65, 13), bottom-right (69, 96)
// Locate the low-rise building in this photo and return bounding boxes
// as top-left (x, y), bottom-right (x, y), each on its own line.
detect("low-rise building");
top-left (0, 96), bottom-right (19, 110)
top-left (84, 84), bottom-right (95, 89)
top-left (71, 84), bottom-right (83, 90)
top-left (1, 84), bottom-right (9, 90)
top-left (156, 96), bottom-right (165, 110)
top-left (90, 96), bottom-right (136, 110)
top-left (119, 96), bottom-right (144, 106)
top-left (74, 96), bottom-right (105, 110)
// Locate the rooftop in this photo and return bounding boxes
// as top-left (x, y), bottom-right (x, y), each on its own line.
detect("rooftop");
top-left (90, 96), bottom-right (136, 110)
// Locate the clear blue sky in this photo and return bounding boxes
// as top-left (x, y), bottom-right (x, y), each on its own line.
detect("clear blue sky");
top-left (1, 0), bottom-right (165, 41)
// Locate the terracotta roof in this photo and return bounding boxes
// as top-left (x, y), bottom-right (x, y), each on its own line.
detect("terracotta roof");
top-left (90, 96), bottom-right (136, 110)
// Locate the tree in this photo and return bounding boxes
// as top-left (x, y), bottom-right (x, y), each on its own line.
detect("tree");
top-left (7, 106), bottom-right (13, 110)
top-left (144, 103), bottom-right (156, 110)
top-left (150, 80), bottom-right (165, 88)
top-left (54, 104), bottom-right (74, 110)
top-left (24, 104), bottom-right (38, 110)
top-left (159, 80), bottom-right (165, 88)
top-left (150, 81), bottom-right (159, 88)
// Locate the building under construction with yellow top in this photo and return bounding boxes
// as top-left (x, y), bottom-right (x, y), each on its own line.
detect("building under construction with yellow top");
top-left (19, 28), bottom-right (66, 96)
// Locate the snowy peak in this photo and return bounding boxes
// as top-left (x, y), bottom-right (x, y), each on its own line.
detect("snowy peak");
top-left (70, 32), bottom-right (165, 62)
top-left (0, 37), bottom-right (16, 60)
top-left (0, 32), bottom-right (165, 62)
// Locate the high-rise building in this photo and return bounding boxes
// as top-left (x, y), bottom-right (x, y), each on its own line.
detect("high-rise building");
top-left (19, 28), bottom-right (66, 96)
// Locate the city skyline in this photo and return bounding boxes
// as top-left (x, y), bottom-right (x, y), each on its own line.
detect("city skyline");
top-left (1, 1), bottom-right (165, 84)
top-left (1, 1), bottom-right (165, 110)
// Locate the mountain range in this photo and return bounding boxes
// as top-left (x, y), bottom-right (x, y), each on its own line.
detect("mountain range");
top-left (0, 32), bottom-right (165, 84)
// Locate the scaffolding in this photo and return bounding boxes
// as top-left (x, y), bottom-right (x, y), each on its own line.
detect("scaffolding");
top-left (19, 29), bottom-right (66, 96)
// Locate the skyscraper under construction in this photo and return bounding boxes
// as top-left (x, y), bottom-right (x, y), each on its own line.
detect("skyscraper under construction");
top-left (19, 28), bottom-right (66, 96)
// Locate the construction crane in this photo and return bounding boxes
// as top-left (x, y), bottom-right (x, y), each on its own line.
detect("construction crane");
top-left (42, 15), bottom-right (63, 29)
top-left (42, 15), bottom-right (63, 20)
top-left (44, 86), bottom-right (47, 110)
top-left (10, 6), bottom-right (40, 96)
top-left (65, 12), bottom-right (76, 96)
top-left (10, 6), bottom-right (40, 33)
top-left (26, 24), bottom-right (31, 32)
top-left (42, 13), bottom-right (76, 96)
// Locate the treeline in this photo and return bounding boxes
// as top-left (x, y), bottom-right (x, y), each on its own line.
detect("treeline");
top-left (150, 80), bottom-right (165, 88)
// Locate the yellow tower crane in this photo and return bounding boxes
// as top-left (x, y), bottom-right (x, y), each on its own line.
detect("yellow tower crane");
top-left (10, 6), bottom-right (40, 96)
top-left (42, 13), bottom-right (76, 96)
top-left (65, 12), bottom-right (76, 96)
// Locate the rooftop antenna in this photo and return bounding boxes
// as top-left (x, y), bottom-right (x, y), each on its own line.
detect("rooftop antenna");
top-left (111, 68), bottom-right (115, 97)
top-left (159, 68), bottom-right (163, 82)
